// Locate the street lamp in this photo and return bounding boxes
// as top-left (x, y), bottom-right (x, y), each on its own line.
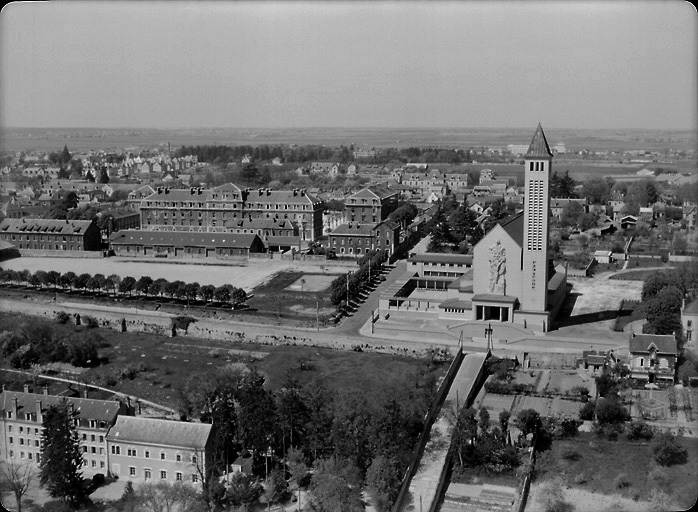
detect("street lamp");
top-left (485, 323), bottom-right (493, 353)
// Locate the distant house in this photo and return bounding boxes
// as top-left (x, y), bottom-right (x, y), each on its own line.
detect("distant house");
top-left (271, 157), bottom-right (283, 166)
top-left (620, 215), bottom-right (638, 230)
top-left (347, 163), bottom-right (358, 175)
top-left (328, 220), bottom-right (400, 257)
top-left (550, 198), bottom-right (589, 220)
top-left (628, 333), bottom-right (677, 384)
top-left (593, 250), bottom-right (613, 264)
top-left (309, 162), bottom-right (340, 175)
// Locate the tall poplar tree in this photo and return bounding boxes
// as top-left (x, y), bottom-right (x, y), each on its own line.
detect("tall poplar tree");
top-left (39, 401), bottom-right (86, 507)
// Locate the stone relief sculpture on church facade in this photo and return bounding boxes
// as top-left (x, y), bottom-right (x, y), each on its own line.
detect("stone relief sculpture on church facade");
top-left (488, 240), bottom-right (506, 294)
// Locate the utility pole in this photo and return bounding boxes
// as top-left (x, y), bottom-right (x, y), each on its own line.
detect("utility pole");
top-left (485, 323), bottom-right (493, 353)
top-left (316, 300), bottom-right (319, 331)
top-left (346, 271), bottom-right (350, 312)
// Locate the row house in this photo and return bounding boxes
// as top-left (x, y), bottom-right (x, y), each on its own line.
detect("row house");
top-left (0, 389), bottom-right (125, 476)
top-left (345, 186), bottom-right (399, 225)
top-left (328, 220), bottom-right (400, 257)
top-left (139, 183), bottom-right (324, 241)
top-left (0, 218), bottom-right (102, 251)
top-left (106, 416), bottom-right (212, 486)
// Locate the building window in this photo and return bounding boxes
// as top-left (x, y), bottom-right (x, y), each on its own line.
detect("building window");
top-left (192, 454), bottom-right (198, 465)
top-left (160, 470), bottom-right (167, 480)
top-left (176, 453), bottom-right (182, 462)
top-left (192, 474), bottom-right (199, 483)
top-left (91, 460), bottom-right (97, 468)
top-left (145, 468), bottom-right (151, 480)
top-left (129, 467), bottom-right (136, 476)
top-left (160, 452), bottom-right (166, 460)
top-left (111, 446), bottom-right (121, 455)
top-left (145, 450), bottom-right (150, 459)
top-left (176, 472), bottom-right (183, 481)
top-left (8, 436), bottom-right (13, 444)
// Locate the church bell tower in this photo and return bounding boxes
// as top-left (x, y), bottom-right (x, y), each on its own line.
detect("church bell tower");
top-left (522, 124), bottom-right (552, 313)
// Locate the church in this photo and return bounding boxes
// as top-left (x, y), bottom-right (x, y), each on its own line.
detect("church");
top-left (378, 124), bottom-right (568, 332)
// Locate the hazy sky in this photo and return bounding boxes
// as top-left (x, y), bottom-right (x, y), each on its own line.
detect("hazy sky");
top-left (1, 1), bottom-right (696, 130)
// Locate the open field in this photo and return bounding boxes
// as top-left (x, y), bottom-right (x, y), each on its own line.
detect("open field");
top-left (0, 311), bottom-right (446, 412)
top-left (527, 432), bottom-right (698, 511)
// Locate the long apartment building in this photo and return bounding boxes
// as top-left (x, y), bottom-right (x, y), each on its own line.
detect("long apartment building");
top-left (139, 183), bottom-right (324, 241)
top-left (0, 388), bottom-right (126, 476)
top-left (0, 389), bottom-right (213, 487)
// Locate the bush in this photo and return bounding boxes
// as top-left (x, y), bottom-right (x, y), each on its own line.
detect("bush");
top-left (595, 397), bottom-right (629, 425)
top-left (55, 311), bottom-right (71, 324)
top-left (626, 420), bottom-right (654, 441)
top-left (614, 473), bottom-right (630, 489)
top-left (652, 433), bottom-right (688, 466)
top-left (561, 448), bottom-right (581, 461)
top-left (579, 400), bottom-right (596, 421)
top-left (82, 315), bottom-right (99, 328)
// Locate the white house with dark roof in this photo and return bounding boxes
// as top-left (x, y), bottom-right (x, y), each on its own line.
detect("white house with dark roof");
top-left (106, 416), bottom-right (213, 486)
top-left (628, 333), bottom-right (677, 383)
top-left (682, 299), bottom-right (698, 346)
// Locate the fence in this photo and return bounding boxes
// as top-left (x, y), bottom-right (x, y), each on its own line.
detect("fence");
top-left (514, 433), bottom-right (538, 512)
top-left (391, 347), bottom-right (465, 512)
top-left (18, 249), bottom-right (104, 258)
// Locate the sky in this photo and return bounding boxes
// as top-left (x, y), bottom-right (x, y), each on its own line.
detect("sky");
top-left (1, 1), bottom-right (696, 130)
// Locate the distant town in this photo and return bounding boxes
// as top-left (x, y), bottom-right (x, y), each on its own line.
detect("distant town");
top-left (1, 125), bottom-right (697, 512)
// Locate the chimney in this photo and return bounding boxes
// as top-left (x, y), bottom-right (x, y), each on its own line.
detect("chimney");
top-left (1, 384), bottom-right (5, 392)
top-left (266, 189), bottom-right (271, 196)
top-left (190, 187), bottom-right (195, 195)
top-left (23, 384), bottom-right (29, 393)
top-left (43, 385), bottom-right (49, 395)
top-left (83, 387), bottom-right (88, 399)
top-left (36, 400), bottom-right (42, 423)
top-left (165, 188), bottom-right (170, 194)
top-left (12, 397), bottom-right (19, 418)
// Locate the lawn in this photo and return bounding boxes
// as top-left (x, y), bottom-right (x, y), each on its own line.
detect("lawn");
top-left (609, 269), bottom-right (659, 281)
top-left (533, 432), bottom-right (698, 510)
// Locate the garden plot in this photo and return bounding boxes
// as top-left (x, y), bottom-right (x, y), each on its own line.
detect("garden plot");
top-left (285, 273), bottom-right (335, 292)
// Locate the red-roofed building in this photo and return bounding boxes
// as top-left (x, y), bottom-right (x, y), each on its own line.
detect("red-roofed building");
top-left (628, 333), bottom-right (677, 383)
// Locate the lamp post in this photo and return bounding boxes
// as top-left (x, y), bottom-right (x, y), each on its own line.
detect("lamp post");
top-left (485, 323), bottom-right (493, 353)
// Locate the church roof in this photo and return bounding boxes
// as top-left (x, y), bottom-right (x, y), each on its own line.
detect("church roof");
top-left (500, 213), bottom-right (524, 247)
top-left (525, 124), bottom-right (553, 158)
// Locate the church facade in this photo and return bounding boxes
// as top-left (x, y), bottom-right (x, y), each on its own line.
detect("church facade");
top-left (378, 124), bottom-right (568, 332)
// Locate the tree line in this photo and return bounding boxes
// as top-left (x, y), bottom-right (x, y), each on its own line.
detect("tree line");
top-left (175, 357), bottom-right (441, 512)
top-left (0, 268), bottom-right (246, 307)
top-left (329, 249), bottom-right (388, 306)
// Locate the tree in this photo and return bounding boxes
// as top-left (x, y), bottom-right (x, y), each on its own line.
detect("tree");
top-left (263, 468), bottom-right (288, 510)
top-left (226, 472), bottom-right (262, 511)
top-left (213, 285), bottom-right (231, 304)
top-left (107, 274), bottom-right (121, 296)
top-left (310, 456), bottom-right (363, 512)
top-left (98, 166), bottom-right (110, 184)
top-left (236, 371), bottom-right (276, 457)
top-left (119, 276), bottom-right (137, 296)
top-left (34, 270), bottom-right (49, 289)
top-left (74, 273), bottom-right (91, 293)
top-left (136, 276), bottom-right (154, 297)
top-left (428, 205), bottom-right (453, 252)
top-left (0, 458), bottom-right (34, 512)
top-left (582, 176), bottom-right (614, 205)
top-left (200, 284), bottom-right (215, 304)
top-left (514, 409), bottom-right (541, 437)
top-left (60, 271), bottom-right (77, 291)
top-left (595, 397), bottom-right (629, 425)
top-left (365, 455), bottom-right (401, 512)
top-left (286, 447), bottom-right (308, 511)
top-left (550, 171), bottom-right (577, 198)
top-left (46, 270), bottom-right (61, 291)
top-left (136, 481), bottom-right (205, 512)
top-left (184, 282), bottom-right (201, 305)
top-left (59, 145), bottom-right (72, 167)
top-left (653, 433), bottom-right (688, 466)
top-left (560, 201), bottom-right (585, 228)
top-left (644, 285), bottom-right (683, 336)
top-left (39, 401), bottom-right (86, 507)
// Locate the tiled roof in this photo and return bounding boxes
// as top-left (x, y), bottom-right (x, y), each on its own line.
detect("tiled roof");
top-left (525, 124), bottom-right (553, 158)
top-left (330, 223), bottom-right (375, 236)
top-left (106, 416), bottom-right (212, 449)
top-left (350, 186), bottom-right (397, 201)
top-left (0, 218), bottom-right (95, 235)
top-left (110, 230), bottom-right (260, 249)
top-left (629, 334), bottom-right (677, 355)
top-left (1, 391), bottom-right (121, 423)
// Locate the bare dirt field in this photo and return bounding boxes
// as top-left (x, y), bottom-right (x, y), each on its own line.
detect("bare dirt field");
top-left (0, 256), bottom-right (348, 291)
top-left (567, 277), bottom-right (643, 316)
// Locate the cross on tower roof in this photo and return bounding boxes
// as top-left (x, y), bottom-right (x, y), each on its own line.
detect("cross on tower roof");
top-left (525, 123), bottom-right (553, 158)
